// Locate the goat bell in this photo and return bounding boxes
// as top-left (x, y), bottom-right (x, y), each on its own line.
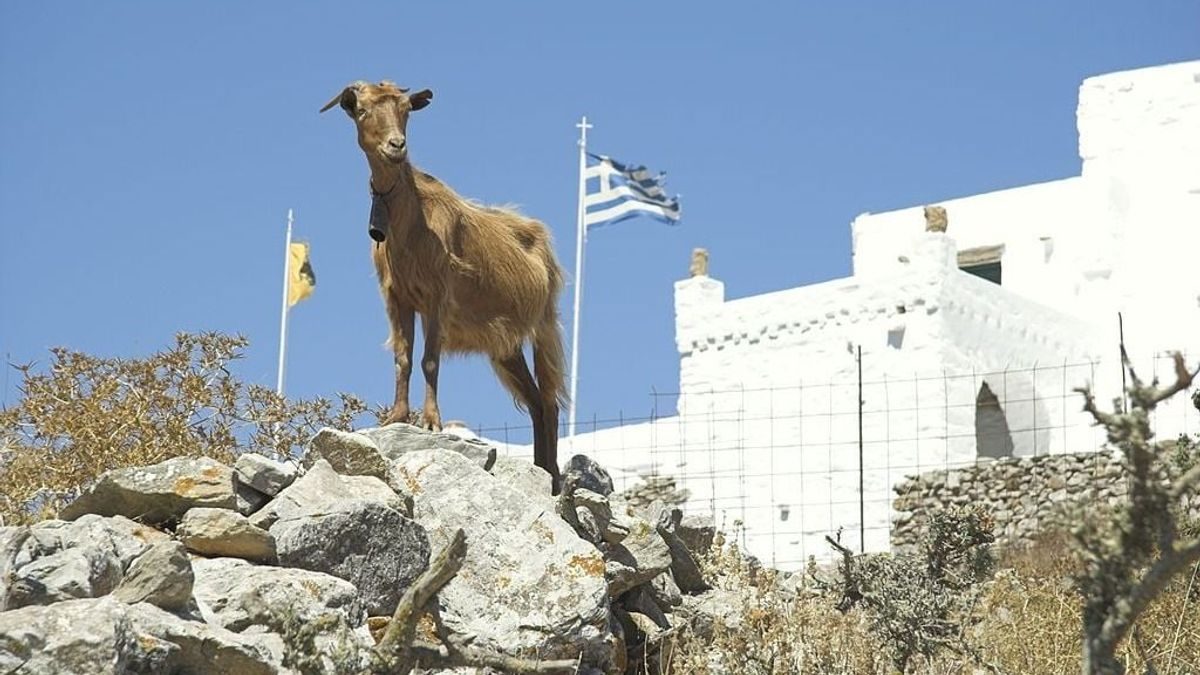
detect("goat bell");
top-left (368, 192), bottom-right (388, 243)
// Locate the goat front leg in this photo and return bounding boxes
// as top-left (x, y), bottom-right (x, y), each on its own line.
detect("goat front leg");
top-left (382, 302), bottom-right (416, 426)
top-left (419, 314), bottom-right (443, 431)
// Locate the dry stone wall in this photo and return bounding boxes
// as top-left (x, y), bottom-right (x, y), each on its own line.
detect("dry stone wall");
top-left (892, 451), bottom-right (1128, 551)
top-left (892, 446), bottom-right (1200, 552)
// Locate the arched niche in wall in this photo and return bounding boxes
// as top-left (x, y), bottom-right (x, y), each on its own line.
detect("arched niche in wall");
top-left (975, 381), bottom-right (1015, 459)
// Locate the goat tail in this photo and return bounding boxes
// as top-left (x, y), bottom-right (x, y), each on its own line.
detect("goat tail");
top-left (532, 314), bottom-right (569, 414)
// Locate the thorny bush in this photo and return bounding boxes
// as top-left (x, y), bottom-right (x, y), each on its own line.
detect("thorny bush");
top-left (812, 507), bottom-right (997, 672)
top-left (0, 331), bottom-right (373, 524)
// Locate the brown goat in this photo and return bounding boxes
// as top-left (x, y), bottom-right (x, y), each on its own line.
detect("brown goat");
top-left (320, 80), bottom-right (568, 491)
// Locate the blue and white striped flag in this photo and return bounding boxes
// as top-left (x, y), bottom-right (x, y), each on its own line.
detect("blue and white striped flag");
top-left (583, 152), bottom-right (681, 230)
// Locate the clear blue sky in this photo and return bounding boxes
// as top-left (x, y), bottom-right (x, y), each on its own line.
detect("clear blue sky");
top-left (2, 2), bottom-right (1197, 441)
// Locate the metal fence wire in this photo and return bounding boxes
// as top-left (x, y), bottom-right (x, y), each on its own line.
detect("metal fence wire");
top-left (473, 353), bottom-right (1198, 570)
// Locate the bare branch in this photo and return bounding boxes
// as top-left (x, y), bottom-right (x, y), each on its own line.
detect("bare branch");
top-left (1149, 352), bottom-right (1199, 407)
top-left (1076, 387), bottom-right (1118, 428)
top-left (1099, 536), bottom-right (1200, 659)
top-left (1169, 463), bottom-right (1200, 502)
top-left (414, 637), bottom-right (580, 674)
top-left (369, 528), bottom-right (467, 674)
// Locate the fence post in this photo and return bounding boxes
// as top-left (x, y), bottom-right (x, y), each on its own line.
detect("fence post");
top-left (857, 344), bottom-right (865, 554)
top-left (1118, 312), bottom-right (1128, 413)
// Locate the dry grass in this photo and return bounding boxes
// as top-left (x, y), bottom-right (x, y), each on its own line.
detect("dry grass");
top-left (662, 524), bottom-right (1200, 674)
top-left (0, 332), bottom-right (373, 524)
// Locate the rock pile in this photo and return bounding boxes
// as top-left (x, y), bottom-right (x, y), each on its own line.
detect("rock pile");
top-left (0, 424), bottom-right (721, 674)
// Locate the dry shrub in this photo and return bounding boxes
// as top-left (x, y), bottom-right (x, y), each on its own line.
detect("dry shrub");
top-left (972, 526), bottom-right (1200, 674)
top-left (663, 523), bottom-right (890, 675)
top-left (664, 516), bottom-right (1198, 674)
top-left (0, 331), bottom-right (371, 524)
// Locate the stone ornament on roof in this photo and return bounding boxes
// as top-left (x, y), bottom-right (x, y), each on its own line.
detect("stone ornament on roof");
top-left (924, 205), bottom-right (948, 233)
top-left (689, 248), bottom-right (709, 277)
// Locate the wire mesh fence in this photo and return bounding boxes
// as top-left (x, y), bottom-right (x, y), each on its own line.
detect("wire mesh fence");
top-left (472, 354), bottom-right (1197, 570)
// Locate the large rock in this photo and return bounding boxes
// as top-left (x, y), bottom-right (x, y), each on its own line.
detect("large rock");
top-left (0, 596), bottom-right (276, 674)
top-left (359, 423), bottom-right (497, 470)
top-left (271, 500), bottom-right (429, 616)
top-left (111, 540), bottom-right (194, 611)
top-left (60, 456), bottom-right (236, 525)
top-left (676, 513), bottom-right (716, 556)
top-left (489, 454), bottom-right (554, 499)
top-left (1, 515), bottom-right (169, 609)
top-left (248, 458), bottom-right (409, 529)
top-left (676, 588), bottom-right (743, 639)
top-left (602, 510), bottom-right (673, 597)
top-left (564, 454), bottom-right (614, 496)
top-left (391, 449), bottom-right (613, 669)
top-left (306, 428), bottom-right (390, 479)
top-left (644, 501), bottom-right (709, 594)
top-left (234, 453), bottom-right (298, 496)
top-left (178, 507), bottom-right (276, 562)
top-left (192, 556), bottom-right (366, 632)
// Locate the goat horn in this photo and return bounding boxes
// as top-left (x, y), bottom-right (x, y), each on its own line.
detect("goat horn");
top-left (319, 89), bottom-right (346, 113)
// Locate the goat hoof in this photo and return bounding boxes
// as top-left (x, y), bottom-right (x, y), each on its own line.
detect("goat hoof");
top-left (382, 408), bottom-right (410, 427)
top-left (421, 411), bottom-right (442, 432)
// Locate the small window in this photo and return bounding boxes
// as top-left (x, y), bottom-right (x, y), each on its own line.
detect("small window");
top-left (958, 245), bottom-right (1004, 286)
top-left (961, 260), bottom-right (1001, 284)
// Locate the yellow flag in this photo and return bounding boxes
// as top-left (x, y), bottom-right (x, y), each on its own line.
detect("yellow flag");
top-left (287, 241), bottom-right (316, 307)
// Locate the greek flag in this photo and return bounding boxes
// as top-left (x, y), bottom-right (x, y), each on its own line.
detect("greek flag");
top-left (583, 152), bottom-right (681, 230)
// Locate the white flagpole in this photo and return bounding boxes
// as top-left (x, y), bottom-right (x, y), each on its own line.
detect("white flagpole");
top-left (568, 116), bottom-right (592, 439)
top-left (276, 209), bottom-right (294, 397)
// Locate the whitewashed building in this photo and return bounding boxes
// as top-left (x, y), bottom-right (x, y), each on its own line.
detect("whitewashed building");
top-left (485, 60), bottom-right (1200, 569)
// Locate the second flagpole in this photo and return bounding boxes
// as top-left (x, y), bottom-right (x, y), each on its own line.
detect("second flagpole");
top-left (568, 116), bottom-right (591, 439)
top-left (276, 208), bottom-right (294, 398)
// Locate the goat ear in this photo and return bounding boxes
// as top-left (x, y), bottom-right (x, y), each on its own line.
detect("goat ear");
top-left (319, 87), bottom-right (357, 115)
top-left (409, 89), bottom-right (433, 111)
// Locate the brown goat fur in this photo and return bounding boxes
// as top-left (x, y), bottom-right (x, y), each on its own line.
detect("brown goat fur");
top-left (320, 80), bottom-right (568, 491)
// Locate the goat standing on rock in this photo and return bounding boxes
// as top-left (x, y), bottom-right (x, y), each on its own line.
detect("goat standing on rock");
top-left (320, 80), bottom-right (568, 492)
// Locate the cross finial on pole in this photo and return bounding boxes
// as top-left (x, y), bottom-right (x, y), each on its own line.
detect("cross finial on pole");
top-left (576, 116), bottom-right (592, 148)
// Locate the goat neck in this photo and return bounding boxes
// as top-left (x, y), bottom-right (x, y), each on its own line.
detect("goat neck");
top-left (366, 156), bottom-right (421, 242)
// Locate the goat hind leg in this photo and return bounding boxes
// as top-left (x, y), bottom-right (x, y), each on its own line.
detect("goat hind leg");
top-left (491, 351), bottom-right (553, 488)
top-left (532, 324), bottom-right (566, 494)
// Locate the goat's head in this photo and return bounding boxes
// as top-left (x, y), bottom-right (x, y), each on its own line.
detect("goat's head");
top-left (320, 80), bottom-right (433, 165)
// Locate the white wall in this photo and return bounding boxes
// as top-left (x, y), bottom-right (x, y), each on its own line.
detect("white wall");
top-left (483, 60), bottom-right (1200, 571)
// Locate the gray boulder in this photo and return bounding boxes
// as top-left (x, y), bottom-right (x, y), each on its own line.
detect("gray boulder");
top-left (249, 458), bottom-right (409, 530)
top-left (676, 587), bottom-right (743, 639)
top-left (111, 540), bottom-right (194, 611)
top-left (360, 423), bottom-right (497, 470)
top-left (2, 515), bottom-right (169, 609)
top-left (602, 510), bottom-right (673, 598)
top-left (306, 428), bottom-right (390, 479)
top-left (178, 507), bottom-right (276, 562)
top-left (392, 449), bottom-right (613, 669)
top-left (234, 453), bottom-right (298, 496)
top-left (234, 479), bottom-right (271, 517)
top-left (644, 501), bottom-right (709, 594)
top-left (59, 456), bottom-right (236, 525)
top-left (676, 513), bottom-right (716, 557)
top-left (648, 569), bottom-right (683, 609)
top-left (192, 556), bottom-right (366, 632)
top-left (564, 454), bottom-right (614, 496)
top-left (0, 596), bottom-right (276, 675)
top-left (489, 454), bottom-right (554, 499)
top-left (271, 500), bottom-right (429, 616)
